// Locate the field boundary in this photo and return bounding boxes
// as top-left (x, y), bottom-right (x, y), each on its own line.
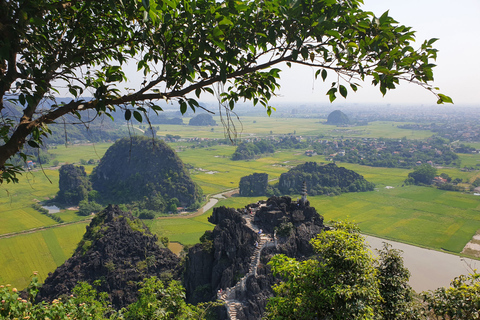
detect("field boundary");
top-left (0, 218), bottom-right (92, 240)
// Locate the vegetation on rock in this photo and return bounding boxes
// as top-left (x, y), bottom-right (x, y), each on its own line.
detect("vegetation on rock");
top-left (37, 205), bottom-right (182, 309)
top-left (239, 173), bottom-right (269, 196)
top-left (278, 162), bottom-right (375, 196)
top-left (91, 136), bottom-right (202, 210)
top-left (56, 164), bottom-right (92, 205)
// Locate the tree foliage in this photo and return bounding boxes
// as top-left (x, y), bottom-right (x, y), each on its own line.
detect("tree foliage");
top-left (266, 221), bottom-right (381, 319)
top-left (1, 0), bottom-right (451, 183)
top-left (0, 275), bottom-right (215, 319)
top-left (278, 162), bottom-right (375, 195)
top-left (376, 243), bottom-right (418, 320)
top-left (422, 271), bottom-right (480, 320)
top-left (407, 164), bottom-right (437, 185)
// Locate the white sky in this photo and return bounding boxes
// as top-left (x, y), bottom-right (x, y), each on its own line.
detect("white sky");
top-left (272, 0), bottom-right (480, 106)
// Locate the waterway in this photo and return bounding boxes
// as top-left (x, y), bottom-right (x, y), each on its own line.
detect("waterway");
top-left (365, 235), bottom-right (478, 292)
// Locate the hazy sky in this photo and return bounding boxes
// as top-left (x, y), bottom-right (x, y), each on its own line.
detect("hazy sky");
top-left (272, 0), bottom-right (480, 106)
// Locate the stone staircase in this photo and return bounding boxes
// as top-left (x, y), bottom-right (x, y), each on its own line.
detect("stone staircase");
top-left (218, 211), bottom-right (273, 320)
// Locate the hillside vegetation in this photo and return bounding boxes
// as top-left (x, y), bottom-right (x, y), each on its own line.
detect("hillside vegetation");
top-left (278, 162), bottom-right (375, 196)
top-left (91, 137), bottom-right (202, 209)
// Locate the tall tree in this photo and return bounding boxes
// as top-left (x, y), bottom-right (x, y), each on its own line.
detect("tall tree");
top-left (0, 0), bottom-right (451, 183)
top-left (265, 221), bottom-right (381, 319)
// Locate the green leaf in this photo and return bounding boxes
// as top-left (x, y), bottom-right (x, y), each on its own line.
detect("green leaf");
top-left (437, 94), bottom-right (453, 104)
top-left (180, 100), bottom-right (187, 114)
top-left (212, 26), bottom-right (224, 39)
top-left (133, 111), bottom-right (142, 122)
top-left (327, 88), bottom-right (337, 102)
top-left (27, 140), bottom-right (39, 148)
top-left (321, 69), bottom-right (327, 81)
top-left (339, 85), bottom-right (347, 98)
top-left (125, 109), bottom-right (132, 121)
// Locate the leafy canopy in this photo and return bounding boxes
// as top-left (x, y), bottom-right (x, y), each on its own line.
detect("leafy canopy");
top-left (0, 0), bottom-right (451, 183)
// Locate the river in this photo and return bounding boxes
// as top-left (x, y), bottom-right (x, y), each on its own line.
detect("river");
top-left (365, 235), bottom-right (479, 292)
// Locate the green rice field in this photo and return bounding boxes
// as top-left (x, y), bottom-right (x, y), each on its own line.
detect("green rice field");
top-left (0, 222), bottom-right (88, 289)
top-left (2, 120), bottom-right (480, 289)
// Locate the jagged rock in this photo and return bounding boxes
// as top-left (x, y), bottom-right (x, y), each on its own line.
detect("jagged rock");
top-left (184, 207), bottom-right (257, 304)
top-left (183, 196), bottom-right (326, 319)
top-left (36, 205), bottom-right (181, 308)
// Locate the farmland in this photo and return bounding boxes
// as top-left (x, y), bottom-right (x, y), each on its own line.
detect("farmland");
top-left (2, 115), bottom-right (480, 289)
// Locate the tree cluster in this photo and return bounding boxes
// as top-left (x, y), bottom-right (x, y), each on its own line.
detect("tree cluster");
top-left (278, 162), bottom-right (375, 196)
top-left (232, 136), bottom-right (306, 160)
top-left (330, 137), bottom-right (459, 168)
top-left (405, 164), bottom-right (437, 185)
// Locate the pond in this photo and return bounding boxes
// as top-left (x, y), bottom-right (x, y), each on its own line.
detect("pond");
top-left (42, 205), bottom-right (60, 214)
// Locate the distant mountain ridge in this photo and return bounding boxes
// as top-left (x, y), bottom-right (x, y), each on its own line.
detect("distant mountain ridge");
top-left (326, 109), bottom-right (350, 125)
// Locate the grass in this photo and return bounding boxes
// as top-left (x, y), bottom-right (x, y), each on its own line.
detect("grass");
top-left (145, 217), bottom-right (214, 246)
top-left (308, 185), bottom-right (480, 253)
top-left (0, 222), bottom-right (88, 289)
top-left (48, 143), bottom-right (111, 165)
top-left (0, 170), bottom-right (60, 235)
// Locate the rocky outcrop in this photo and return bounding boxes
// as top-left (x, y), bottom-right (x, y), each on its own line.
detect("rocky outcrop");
top-left (183, 196), bottom-right (326, 319)
top-left (184, 207), bottom-right (257, 304)
top-left (36, 205), bottom-right (181, 309)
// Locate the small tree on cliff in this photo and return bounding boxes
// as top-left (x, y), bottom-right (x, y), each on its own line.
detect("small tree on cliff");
top-left (0, 0), bottom-right (451, 183)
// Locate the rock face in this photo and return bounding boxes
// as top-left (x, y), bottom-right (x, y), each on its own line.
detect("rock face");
top-left (184, 207), bottom-right (257, 304)
top-left (37, 205), bottom-right (181, 308)
top-left (183, 196), bottom-right (326, 319)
